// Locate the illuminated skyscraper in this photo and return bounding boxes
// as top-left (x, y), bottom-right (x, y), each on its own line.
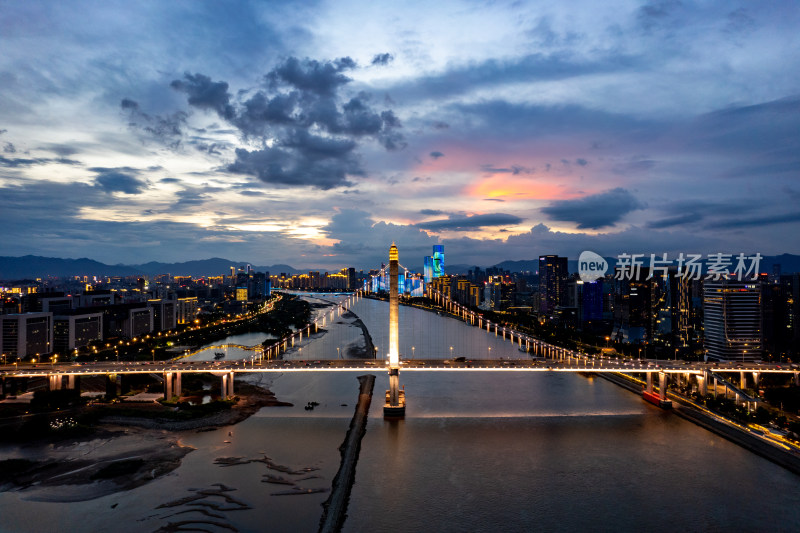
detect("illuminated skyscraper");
top-left (423, 256), bottom-right (433, 283)
top-left (538, 255), bottom-right (568, 316)
top-left (703, 279), bottom-right (762, 362)
top-left (432, 245), bottom-right (445, 278)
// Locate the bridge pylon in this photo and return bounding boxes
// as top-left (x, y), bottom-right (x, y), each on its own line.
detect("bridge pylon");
top-left (384, 241), bottom-right (406, 418)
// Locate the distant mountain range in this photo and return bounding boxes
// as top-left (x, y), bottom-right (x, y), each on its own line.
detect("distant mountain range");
top-left (0, 255), bottom-right (304, 280)
top-left (1, 253), bottom-right (798, 281)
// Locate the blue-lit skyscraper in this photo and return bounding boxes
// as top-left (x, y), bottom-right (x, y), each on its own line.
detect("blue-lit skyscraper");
top-left (432, 245), bottom-right (444, 278)
top-left (423, 256), bottom-right (433, 283)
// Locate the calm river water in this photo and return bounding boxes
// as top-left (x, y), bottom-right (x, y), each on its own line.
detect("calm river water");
top-left (0, 295), bottom-right (798, 532)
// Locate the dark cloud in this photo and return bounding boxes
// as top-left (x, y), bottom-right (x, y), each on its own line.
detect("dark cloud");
top-left (541, 188), bottom-right (644, 229)
top-left (484, 198), bottom-right (505, 202)
top-left (576, 158), bottom-right (588, 166)
top-left (164, 58), bottom-right (406, 187)
top-left (417, 213), bottom-right (524, 231)
top-left (420, 209), bottom-right (445, 216)
top-left (121, 98), bottom-right (187, 148)
top-left (706, 212), bottom-right (800, 230)
top-left (637, 0), bottom-right (683, 33)
top-left (93, 169), bottom-right (147, 194)
top-left (160, 177), bottom-right (181, 184)
top-left (480, 164), bottom-right (533, 175)
top-left (4, 142), bottom-right (16, 153)
top-left (39, 143), bottom-right (79, 156)
top-left (387, 52), bottom-right (642, 101)
top-left (228, 130), bottom-right (362, 190)
top-left (646, 199), bottom-right (762, 229)
top-left (371, 53), bottom-right (394, 66)
top-left (412, 176), bottom-right (431, 182)
top-left (194, 142), bottom-right (223, 155)
top-left (0, 155), bottom-right (81, 168)
top-left (429, 151), bottom-right (444, 159)
top-left (432, 121), bottom-right (450, 130)
top-left (170, 73), bottom-right (235, 120)
top-left (266, 56), bottom-right (356, 97)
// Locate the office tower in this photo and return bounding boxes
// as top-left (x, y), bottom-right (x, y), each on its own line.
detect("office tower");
top-left (54, 312), bottom-right (103, 353)
top-left (0, 312), bottom-right (54, 359)
top-left (432, 245), bottom-right (445, 278)
top-left (612, 267), bottom-right (654, 343)
top-left (423, 256), bottom-right (433, 283)
top-left (703, 279), bottom-right (762, 362)
top-left (538, 255), bottom-right (568, 316)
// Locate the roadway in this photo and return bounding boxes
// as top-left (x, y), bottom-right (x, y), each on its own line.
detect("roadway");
top-left (1, 358), bottom-right (796, 378)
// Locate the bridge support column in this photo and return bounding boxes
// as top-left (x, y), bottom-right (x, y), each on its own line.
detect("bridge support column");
top-left (752, 372), bottom-right (760, 389)
top-left (49, 374), bottom-right (61, 391)
top-left (67, 375), bottom-right (76, 390)
top-left (646, 372), bottom-right (653, 394)
top-left (697, 372), bottom-right (707, 397)
top-left (740, 371), bottom-right (746, 389)
top-left (228, 372), bottom-right (235, 398)
top-left (175, 372), bottom-right (182, 398)
top-left (164, 372), bottom-right (173, 400)
top-left (794, 372), bottom-right (799, 386)
top-left (106, 374), bottom-right (119, 399)
top-left (659, 372), bottom-right (667, 402)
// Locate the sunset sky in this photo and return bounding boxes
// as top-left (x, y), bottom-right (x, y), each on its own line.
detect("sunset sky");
top-left (1, 1), bottom-right (799, 270)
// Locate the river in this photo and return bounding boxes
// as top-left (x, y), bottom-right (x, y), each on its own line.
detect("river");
top-left (0, 295), bottom-right (798, 532)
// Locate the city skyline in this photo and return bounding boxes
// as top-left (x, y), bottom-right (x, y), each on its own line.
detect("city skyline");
top-left (2, 1), bottom-right (800, 270)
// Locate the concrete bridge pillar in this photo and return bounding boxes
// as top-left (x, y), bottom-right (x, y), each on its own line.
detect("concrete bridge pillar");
top-left (175, 372), bottom-right (182, 398)
top-left (740, 371), bottom-right (746, 389)
top-left (67, 375), bottom-right (76, 390)
top-left (106, 374), bottom-right (120, 399)
top-left (794, 372), bottom-right (799, 386)
top-left (49, 374), bottom-right (61, 391)
top-left (228, 372), bottom-right (235, 398)
top-left (659, 372), bottom-right (667, 401)
top-left (752, 372), bottom-right (760, 388)
top-left (646, 372), bottom-right (653, 394)
top-left (164, 372), bottom-right (173, 400)
top-left (221, 374), bottom-right (228, 400)
top-left (697, 372), bottom-right (707, 396)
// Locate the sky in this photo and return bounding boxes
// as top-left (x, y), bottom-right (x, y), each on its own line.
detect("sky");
top-left (1, 0), bottom-right (799, 271)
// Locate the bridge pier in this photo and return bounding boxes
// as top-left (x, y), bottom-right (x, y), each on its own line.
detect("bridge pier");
top-left (794, 372), bottom-right (799, 387)
top-left (221, 372), bottom-right (235, 400)
top-left (697, 372), bottom-right (707, 396)
top-left (659, 372), bottom-right (667, 402)
top-left (67, 374), bottom-right (76, 390)
top-left (740, 371), bottom-right (747, 389)
top-left (165, 372), bottom-right (173, 400)
top-left (175, 372), bottom-right (182, 397)
top-left (49, 374), bottom-right (62, 391)
top-left (646, 372), bottom-right (653, 393)
top-left (106, 374), bottom-right (120, 399)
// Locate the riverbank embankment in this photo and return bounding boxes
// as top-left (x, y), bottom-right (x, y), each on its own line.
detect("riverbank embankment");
top-left (319, 374), bottom-right (375, 533)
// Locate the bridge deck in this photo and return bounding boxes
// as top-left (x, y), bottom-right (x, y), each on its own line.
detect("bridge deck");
top-left (1, 359), bottom-right (793, 378)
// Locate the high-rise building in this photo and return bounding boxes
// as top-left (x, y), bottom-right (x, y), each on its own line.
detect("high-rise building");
top-left (54, 312), bottom-right (103, 354)
top-left (703, 279), bottom-right (762, 362)
top-left (423, 256), bottom-right (433, 283)
top-left (538, 255), bottom-right (568, 316)
top-left (432, 245), bottom-right (445, 278)
top-left (0, 312), bottom-right (54, 359)
top-left (612, 267), bottom-right (654, 343)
